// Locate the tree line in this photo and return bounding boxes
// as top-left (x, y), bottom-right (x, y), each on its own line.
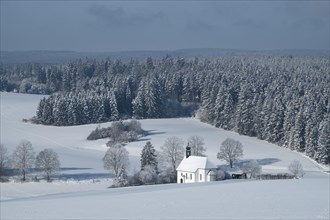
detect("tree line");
top-left (1, 55), bottom-right (329, 164)
top-left (103, 135), bottom-right (303, 187)
top-left (103, 135), bottom-right (209, 187)
top-left (0, 141), bottom-right (60, 182)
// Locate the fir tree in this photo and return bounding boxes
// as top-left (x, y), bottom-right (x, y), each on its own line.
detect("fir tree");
top-left (292, 109), bottom-right (306, 152)
top-left (140, 141), bottom-right (158, 172)
top-left (315, 117), bottom-right (330, 164)
top-left (109, 90), bottom-right (119, 121)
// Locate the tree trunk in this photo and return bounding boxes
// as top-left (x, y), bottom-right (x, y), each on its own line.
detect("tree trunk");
top-left (22, 170), bottom-right (26, 182)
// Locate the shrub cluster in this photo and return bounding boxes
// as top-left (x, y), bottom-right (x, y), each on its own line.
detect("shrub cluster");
top-left (87, 119), bottom-right (145, 143)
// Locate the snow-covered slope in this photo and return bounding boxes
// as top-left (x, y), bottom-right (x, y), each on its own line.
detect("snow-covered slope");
top-left (1, 176), bottom-right (329, 219)
top-left (1, 92), bottom-right (329, 219)
top-left (1, 92), bottom-right (326, 175)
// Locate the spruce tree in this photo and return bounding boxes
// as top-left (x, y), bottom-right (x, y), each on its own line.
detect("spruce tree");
top-left (315, 118), bottom-right (330, 164)
top-left (292, 109), bottom-right (306, 152)
top-left (132, 79), bottom-right (147, 119)
top-left (109, 90), bottom-right (119, 121)
top-left (140, 141), bottom-right (158, 172)
top-left (220, 92), bottom-right (234, 130)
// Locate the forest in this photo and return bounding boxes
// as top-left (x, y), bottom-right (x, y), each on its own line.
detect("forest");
top-left (1, 55), bottom-right (329, 164)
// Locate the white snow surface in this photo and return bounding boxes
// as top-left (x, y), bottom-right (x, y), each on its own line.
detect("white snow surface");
top-left (1, 92), bottom-right (329, 219)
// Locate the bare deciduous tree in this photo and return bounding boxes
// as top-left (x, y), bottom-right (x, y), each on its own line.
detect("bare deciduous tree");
top-left (243, 160), bottom-right (262, 178)
top-left (12, 140), bottom-right (35, 181)
top-left (187, 135), bottom-right (206, 156)
top-left (103, 143), bottom-right (129, 178)
top-left (217, 138), bottom-right (243, 168)
top-left (0, 144), bottom-right (9, 180)
top-left (160, 136), bottom-right (184, 172)
top-left (288, 160), bottom-right (304, 178)
top-left (36, 148), bottom-right (60, 182)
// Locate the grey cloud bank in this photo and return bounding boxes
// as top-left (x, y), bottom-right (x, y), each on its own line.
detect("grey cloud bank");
top-left (1, 1), bottom-right (329, 52)
top-left (88, 4), bottom-right (164, 28)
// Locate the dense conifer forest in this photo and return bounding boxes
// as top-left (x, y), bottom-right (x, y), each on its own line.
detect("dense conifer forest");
top-left (1, 55), bottom-right (329, 164)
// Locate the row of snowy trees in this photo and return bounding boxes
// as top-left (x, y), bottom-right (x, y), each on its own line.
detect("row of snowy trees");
top-left (35, 90), bottom-right (119, 125)
top-left (0, 141), bottom-right (60, 182)
top-left (34, 85), bottom-right (197, 126)
top-left (103, 136), bottom-right (296, 186)
top-left (102, 135), bottom-right (208, 186)
top-left (3, 55), bottom-right (329, 164)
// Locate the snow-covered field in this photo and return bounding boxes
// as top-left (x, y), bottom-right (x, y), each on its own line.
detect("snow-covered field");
top-left (1, 92), bottom-right (329, 219)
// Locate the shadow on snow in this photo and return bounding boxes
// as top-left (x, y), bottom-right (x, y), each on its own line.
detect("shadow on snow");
top-left (145, 130), bottom-right (167, 136)
top-left (58, 172), bottom-right (114, 181)
top-left (218, 158), bottom-right (281, 172)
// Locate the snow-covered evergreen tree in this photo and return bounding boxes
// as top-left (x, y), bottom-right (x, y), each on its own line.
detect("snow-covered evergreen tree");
top-left (140, 141), bottom-right (158, 171)
top-left (219, 91), bottom-right (234, 130)
top-left (315, 117), bottom-right (330, 164)
top-left (292, 109), bottom-right (306, 152)
top-left (109, 90), bottom-right (119, 121)
top-left (53, 96), bottom-right (68, 126)
top-left (132, 79), bottom-right (147, 119)
top-left (144, 76), bottom-right (164, 118)
top-left (304, 111), bottom-right (319, 158)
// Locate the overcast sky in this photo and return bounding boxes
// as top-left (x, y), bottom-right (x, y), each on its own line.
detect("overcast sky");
top-left (1, 1), bottom-right (329, 52)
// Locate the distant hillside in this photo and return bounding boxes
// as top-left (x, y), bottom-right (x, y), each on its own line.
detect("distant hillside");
top-left (1, 48), bottom-right (328, 64)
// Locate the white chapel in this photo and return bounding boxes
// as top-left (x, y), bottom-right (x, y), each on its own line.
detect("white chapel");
top-left (176, 147), bottom-right (217, 183)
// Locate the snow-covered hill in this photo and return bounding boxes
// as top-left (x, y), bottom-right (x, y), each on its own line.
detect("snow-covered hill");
top-left (1, 92), bottom-right (329, 219)
top-left (1, 175), bottom-right (329, 219)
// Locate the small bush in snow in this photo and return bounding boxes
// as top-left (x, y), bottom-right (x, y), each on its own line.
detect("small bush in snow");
top-left (128, 172), bottom-right (143, 186)
top-left (139, 165), bottom-right (158, 185)
top-left (257, 173), bottom-right (294, 180)
top-left (288, 160), bottom-right (304, 178)
top-left (215, 169), bottom-right (226, 181)
top-left (111, 174), bottom-right (129, 188)
top-left (127, 165), bottom-right (159, 186)
top-left (158, 168), bottom-right (177, 184)
top-left (243, 160), bottom-right (262, 178)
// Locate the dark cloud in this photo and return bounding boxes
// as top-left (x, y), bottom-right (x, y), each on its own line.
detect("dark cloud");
top-left (1, 1), bottom-right (328, 51)
top-left (88, 4), bottom-right (164, 28)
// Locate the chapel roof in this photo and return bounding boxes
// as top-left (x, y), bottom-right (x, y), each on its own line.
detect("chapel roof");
top-left (176, 156), bottom-right (216, 172)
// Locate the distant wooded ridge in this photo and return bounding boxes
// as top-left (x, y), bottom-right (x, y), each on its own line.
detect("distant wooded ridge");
top-left (1, 48), bottom-right (328, 64)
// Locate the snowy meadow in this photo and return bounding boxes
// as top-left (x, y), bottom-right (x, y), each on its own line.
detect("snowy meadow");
top-left (1, 92), bottom-right (329, 219)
